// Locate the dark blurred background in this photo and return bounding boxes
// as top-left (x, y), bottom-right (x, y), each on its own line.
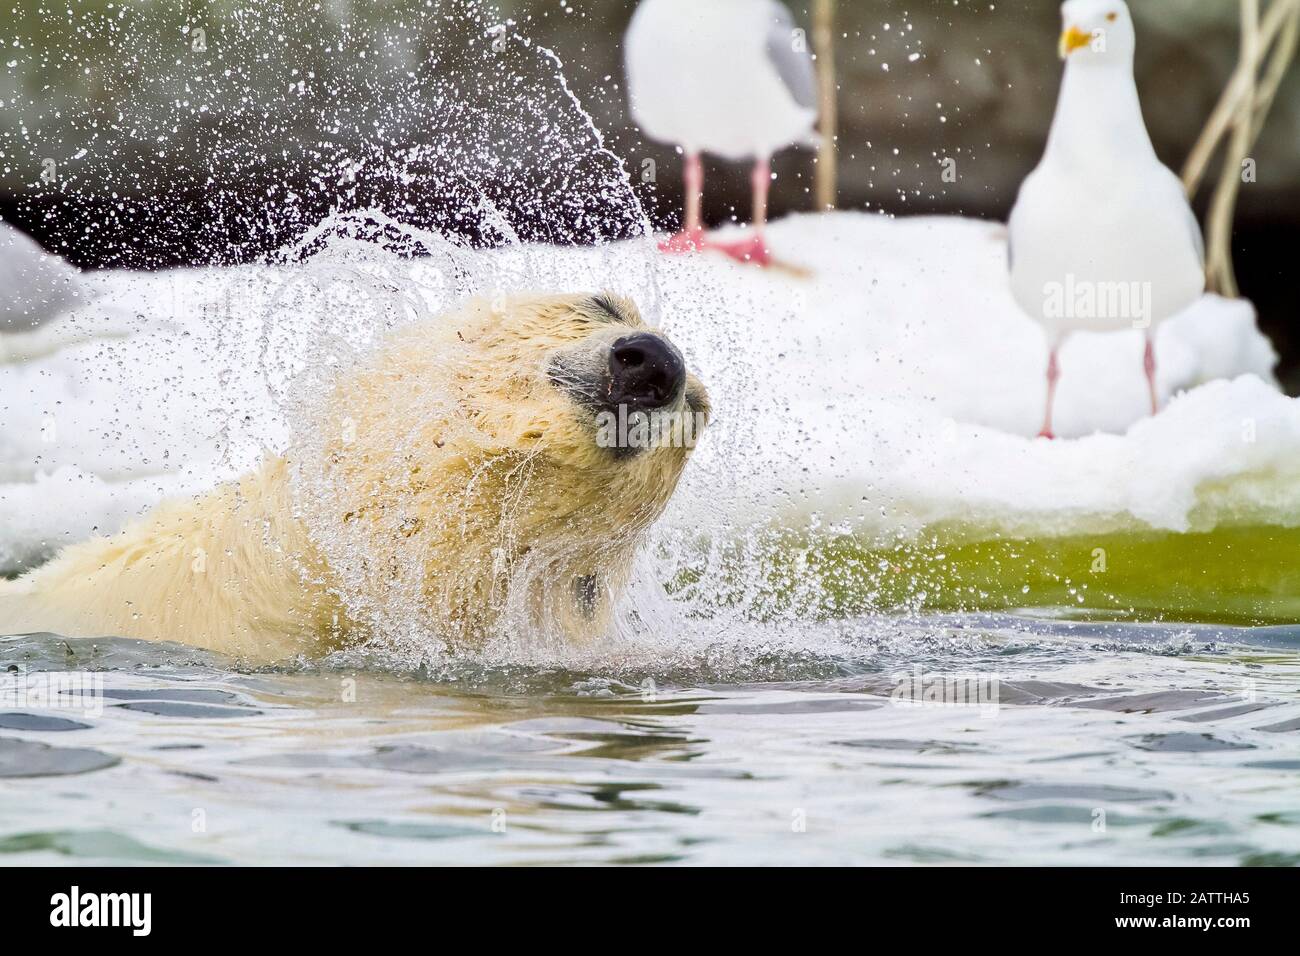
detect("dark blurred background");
top-left (2, 0), bottom-right (1297, 381)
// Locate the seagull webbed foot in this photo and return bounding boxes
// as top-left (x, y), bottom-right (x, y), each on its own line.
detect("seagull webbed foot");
top-left (711, 233), bottom-right (772, 267)
top-left (657, 229), bottom-right (709, 255)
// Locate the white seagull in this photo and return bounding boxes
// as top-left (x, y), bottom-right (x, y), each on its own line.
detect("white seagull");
top-left (0, 223), bottom-right (86, 364)
top-left (624, 0), bottom-right (818, 266)
top-left (1008, 0), bottom-right (1205, 438)
top-left (1, 224), bottom-right (83, 330)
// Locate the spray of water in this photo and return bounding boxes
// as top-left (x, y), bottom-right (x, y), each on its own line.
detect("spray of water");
top-left (2, 0), bottom-right (920, 672)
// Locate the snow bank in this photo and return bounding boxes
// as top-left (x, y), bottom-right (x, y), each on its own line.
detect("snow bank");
top-left (0, 212), bottom-right (1292, 580)
top-left (651, 213), bottom-right (1292, 546)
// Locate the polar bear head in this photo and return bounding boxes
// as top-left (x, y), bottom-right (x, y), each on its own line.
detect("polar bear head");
top-left (301, 291), bottom-right (710, 651)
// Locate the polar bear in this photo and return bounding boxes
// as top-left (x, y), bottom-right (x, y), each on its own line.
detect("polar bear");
top-left (0, 292), bottom-right (710, 661)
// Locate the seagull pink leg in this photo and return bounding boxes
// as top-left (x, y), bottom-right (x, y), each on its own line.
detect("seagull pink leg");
top-left (1038, 345), bottom-right (1060, 440)
top-left (1144, 335), bottom-right (1159, 416)
top-left (659, 152), bottom-right (707, 255)
top-left (715, 156), bottom-right (774, 267)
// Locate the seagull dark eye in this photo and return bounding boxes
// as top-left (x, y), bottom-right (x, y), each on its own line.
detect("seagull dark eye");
top-left (1106, 11), bottom-right (1118, 21)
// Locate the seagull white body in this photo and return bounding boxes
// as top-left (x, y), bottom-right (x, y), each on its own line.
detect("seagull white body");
top-left (1008, 0), bottom-right (1205, 436)
top-left (625, 0), bottom-right (817, 161)
top-left (624, 0), bottom-right (818, 264)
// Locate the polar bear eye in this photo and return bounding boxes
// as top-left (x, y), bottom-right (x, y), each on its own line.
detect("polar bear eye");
top-left (584, 293), bottom-right (639, 325)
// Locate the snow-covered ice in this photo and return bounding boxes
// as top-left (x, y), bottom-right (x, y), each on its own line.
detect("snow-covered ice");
top-left (0, 211), bottom-right (1292, 578)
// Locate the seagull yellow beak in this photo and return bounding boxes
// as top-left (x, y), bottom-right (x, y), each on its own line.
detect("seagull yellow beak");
top-left (1059, 25), bottom-right (1094, 58)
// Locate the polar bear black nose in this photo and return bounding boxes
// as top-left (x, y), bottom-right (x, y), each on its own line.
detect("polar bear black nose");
top-left (608, 333), bottom-right (685, 411)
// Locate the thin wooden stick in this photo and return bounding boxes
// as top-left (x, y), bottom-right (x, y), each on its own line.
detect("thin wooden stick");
top-left (1181, 0), bottom-right (1297, 196)
top-left (1252, 1), bottom-right (1300, 139)
top-left (813, 0), bottom-right (838, 211)
top-left (1205, 0), bottom-right (1261, 296)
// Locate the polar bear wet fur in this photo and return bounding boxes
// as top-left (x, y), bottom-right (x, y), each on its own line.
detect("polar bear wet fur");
top-left (0, 293), bottom-right (710, 661)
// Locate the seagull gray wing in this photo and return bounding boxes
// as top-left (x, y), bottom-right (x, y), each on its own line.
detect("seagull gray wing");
top-left (765, 4), bottom-right (818, 111)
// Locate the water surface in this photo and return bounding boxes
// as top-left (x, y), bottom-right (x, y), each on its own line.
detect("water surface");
top-left (2, 614), bottom-right (1298, 866)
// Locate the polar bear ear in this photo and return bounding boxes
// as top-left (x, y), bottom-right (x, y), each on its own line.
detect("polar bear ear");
top-left (582, 292), bottom-right (642, 326)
